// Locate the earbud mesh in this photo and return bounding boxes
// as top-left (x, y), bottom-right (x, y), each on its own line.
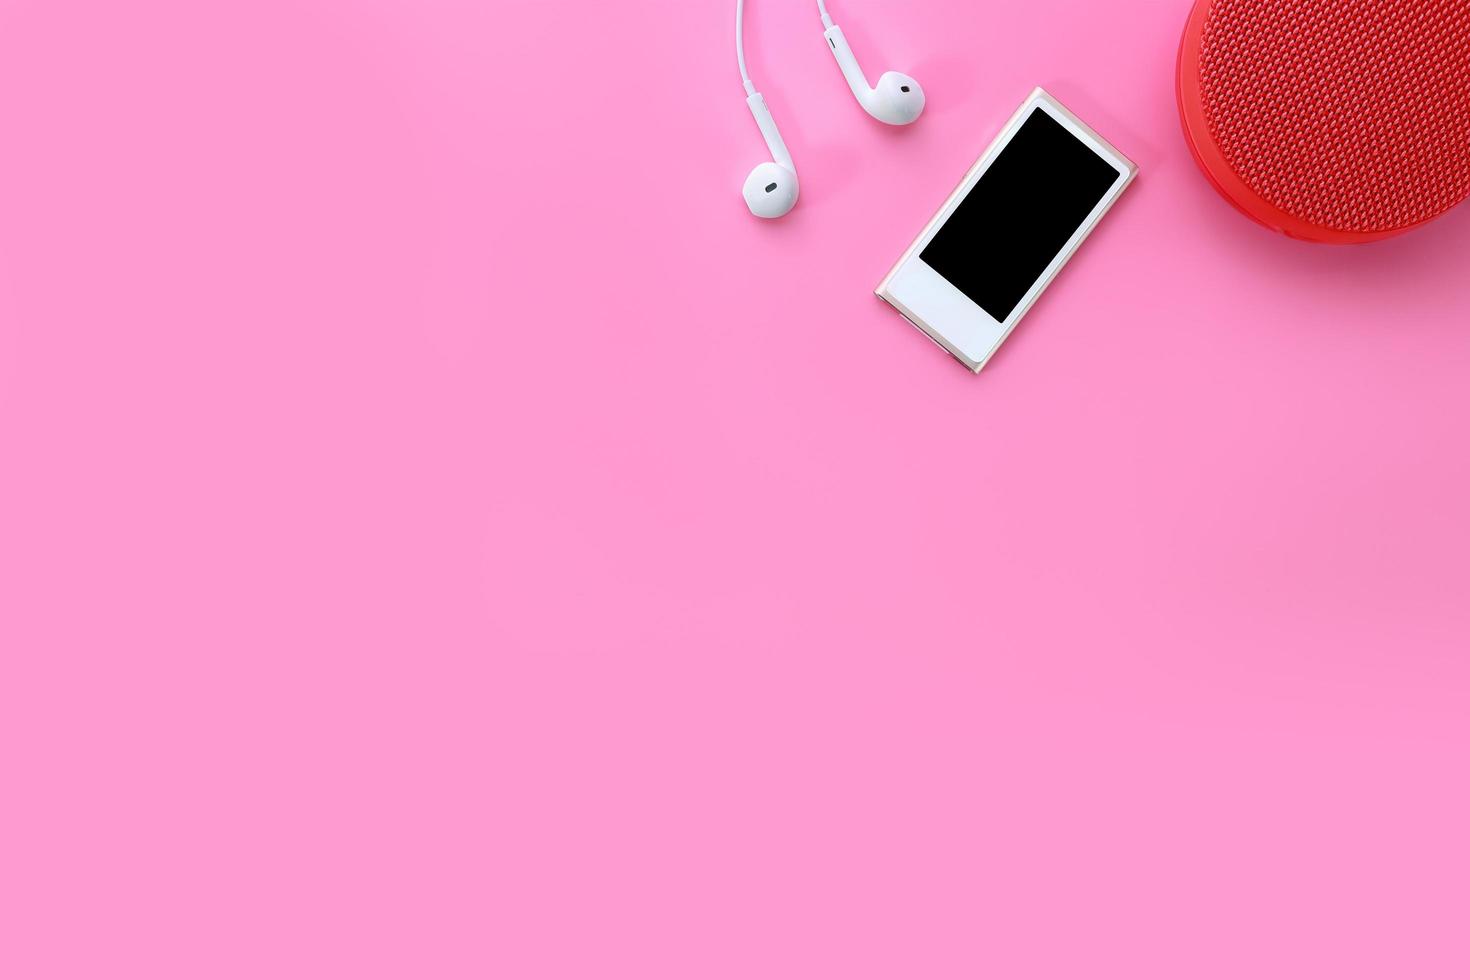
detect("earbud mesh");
top-left (1197, 0), bottom-right (1470, 234)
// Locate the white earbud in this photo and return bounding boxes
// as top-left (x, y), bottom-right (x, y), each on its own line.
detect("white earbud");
top-left (742, 92), bottom-right (799, 218)
top-left (819, 2), bottom-right (925, 126)
top-left (736, 0), bottom-right (799, 218)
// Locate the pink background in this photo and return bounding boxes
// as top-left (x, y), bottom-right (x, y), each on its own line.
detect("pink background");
top-left (2, 0), bottom-right (1469, 976)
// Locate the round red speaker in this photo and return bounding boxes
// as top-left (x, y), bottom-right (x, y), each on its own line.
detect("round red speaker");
top-left (1177, 0), bottom-right (1470, 242)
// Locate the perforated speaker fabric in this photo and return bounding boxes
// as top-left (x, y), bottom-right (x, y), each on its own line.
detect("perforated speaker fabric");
top-left (1180, 0), bottom-right (1470, 241)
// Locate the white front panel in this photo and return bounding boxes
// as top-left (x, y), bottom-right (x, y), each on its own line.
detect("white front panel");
top-left (886, 259), bottom-right (1005, 368)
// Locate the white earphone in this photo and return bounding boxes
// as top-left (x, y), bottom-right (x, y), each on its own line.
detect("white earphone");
top-left (736, 0), bottom-right (800, 218)
top-left (818, 0), bottom-right (926, 126)
top-left (736, 0), bottom-right (925, 219)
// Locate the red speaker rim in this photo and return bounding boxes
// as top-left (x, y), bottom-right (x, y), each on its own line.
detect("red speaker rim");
top-left (1175, 0), bottom-right (1444, 244)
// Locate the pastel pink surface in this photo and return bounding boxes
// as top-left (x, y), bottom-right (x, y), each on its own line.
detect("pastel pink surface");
top-left (1, 0), bottom-right (1469, 976)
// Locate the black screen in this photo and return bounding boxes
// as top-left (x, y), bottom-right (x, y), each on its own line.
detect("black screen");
top-left (920, 109), bottom-right (1119, 322)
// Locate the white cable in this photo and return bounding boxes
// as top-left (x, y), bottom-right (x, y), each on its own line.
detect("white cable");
top-left (817, 0), bottom-right (834, 30)
top-left (736, 0), bottom-right (755, 95)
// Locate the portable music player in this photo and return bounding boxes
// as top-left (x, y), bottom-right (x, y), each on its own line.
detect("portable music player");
top-left (877, 88), bottom-right (1136, 373)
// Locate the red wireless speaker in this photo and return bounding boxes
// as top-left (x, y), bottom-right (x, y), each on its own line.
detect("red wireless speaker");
top-left (1177, 0), bottom-right (1470, 242)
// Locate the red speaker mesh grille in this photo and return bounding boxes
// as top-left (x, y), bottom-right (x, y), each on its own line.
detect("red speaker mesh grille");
top-left (1197, 0), bottom-right (1470, 235)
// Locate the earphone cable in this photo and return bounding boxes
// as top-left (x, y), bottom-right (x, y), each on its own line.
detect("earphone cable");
top-left (736, 0), bottom-right (756, 95)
